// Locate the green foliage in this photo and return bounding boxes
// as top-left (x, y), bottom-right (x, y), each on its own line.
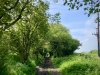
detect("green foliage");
top-left (0, 0), bottom-right (30, 31)
top-left (0, 32), bottom-right (10, 75)
top-left (88, 49), bottom-right (98, 57)
top-left (49, 13), bottom-right (61, 24)
top-left (52, 52), bottom-right (100, 75)
top-left (63, 0), bottom-right (100, 16)
top-left (48, 24), bottom-right (81, 57)
top-left (89, 49), bottom-right (98, 54)
top-left (8, 0), bottom-right (50, 63)
top-left (7, 53), bottom-right (40, 75)
top-left (0, 47), bottom-right (8, 75)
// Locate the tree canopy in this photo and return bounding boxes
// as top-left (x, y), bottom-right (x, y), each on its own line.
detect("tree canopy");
top-left (47, 24), bottom-right (81, 57)
top-left (8, 0), bottom-right (50, 63)
top-left (0, 0), bottom-right (28, 30)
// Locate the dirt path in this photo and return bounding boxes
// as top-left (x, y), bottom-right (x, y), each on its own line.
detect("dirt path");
top-left (36, 58), bottom-right (63, 75)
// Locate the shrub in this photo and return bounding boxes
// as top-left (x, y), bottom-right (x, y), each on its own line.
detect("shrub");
top-left (52, 53), bottom-right (100, 75)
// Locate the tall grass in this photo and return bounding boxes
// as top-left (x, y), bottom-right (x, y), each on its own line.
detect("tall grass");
top-left (52, 51), bottom-right (100, 75)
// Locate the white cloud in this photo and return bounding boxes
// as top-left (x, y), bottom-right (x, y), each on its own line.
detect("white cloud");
top-left (76, 35), bottom-right (97, 53)
top-left (75, 15), bottom-right (97, 53)
top-left (85, 15), bottom-right (96, 27)
top-left (71, 29), bottom-right (83, 33)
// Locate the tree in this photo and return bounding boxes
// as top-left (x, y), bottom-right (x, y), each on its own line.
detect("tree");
top-left (48, 24), bottom-right (81, 57)
top-left (9, 0), bottom-right (49, 63)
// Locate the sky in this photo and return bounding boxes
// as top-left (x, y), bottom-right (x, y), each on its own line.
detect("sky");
top-left (48, 0), bottom-right (98, 53)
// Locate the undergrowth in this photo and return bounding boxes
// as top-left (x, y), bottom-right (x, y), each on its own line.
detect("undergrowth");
top-left (52, 50), bottom-right (100, 75)
top-left (7, 53), bottom-right (41, 75)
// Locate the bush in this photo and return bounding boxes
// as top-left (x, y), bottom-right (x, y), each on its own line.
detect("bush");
top-left (61, 62), bottom-right (100, 75)
top-left (7, 54), bottom-right (41, 75)
top-left (0, 42), bottom-right (9, 75)
top-left (52, 53), bottom-right (100, 75)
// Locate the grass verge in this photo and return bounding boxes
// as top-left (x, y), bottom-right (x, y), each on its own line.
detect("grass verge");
top-left (52, 52), bottom-right (100, 75)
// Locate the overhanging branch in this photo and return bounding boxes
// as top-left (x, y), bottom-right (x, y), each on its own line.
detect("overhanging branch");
top-left (4, 0), bottom-right (29, 30)
top-left (8, 0), bottom-right (19, 10)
